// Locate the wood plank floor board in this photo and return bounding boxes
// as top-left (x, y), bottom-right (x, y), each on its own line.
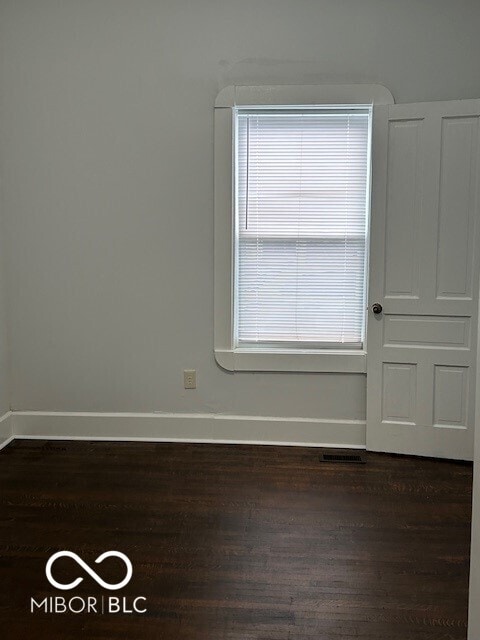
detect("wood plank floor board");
top-left (0, 440), bottom-right (472, 639)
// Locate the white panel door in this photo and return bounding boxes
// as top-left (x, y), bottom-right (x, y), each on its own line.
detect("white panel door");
top-left (366, 99), bottom-right (480, 460)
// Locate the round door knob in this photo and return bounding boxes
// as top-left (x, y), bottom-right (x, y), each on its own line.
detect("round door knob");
top-left (372, 303), bottom-right (383, 315)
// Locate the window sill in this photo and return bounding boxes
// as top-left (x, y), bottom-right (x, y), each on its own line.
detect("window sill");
top-left (214, 349), bottom-right (367, 373)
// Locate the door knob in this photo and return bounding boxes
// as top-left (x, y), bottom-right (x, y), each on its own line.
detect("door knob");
top-left (372, 303), bottom-right (383, 315)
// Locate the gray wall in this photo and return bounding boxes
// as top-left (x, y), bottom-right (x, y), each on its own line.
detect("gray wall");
top-left (1, 0), bottom-right (480, 416)
top-left (0, 213), bottom-right (10, 416)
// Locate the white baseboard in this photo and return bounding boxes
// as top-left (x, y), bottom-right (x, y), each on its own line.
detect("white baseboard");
top-left (0, 411), bottom-right (13, 450)
top-left (11, 411), bottom-right (366, 449)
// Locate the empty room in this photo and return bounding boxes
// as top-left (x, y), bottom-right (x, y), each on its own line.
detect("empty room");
top-left (1, 1), bottom-right (480, 638)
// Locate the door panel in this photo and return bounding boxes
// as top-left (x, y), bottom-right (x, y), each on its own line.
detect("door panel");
top-left (383, 118), bottom-right (423, 299)
top-left (436, 116), bottom-right (478, 299)
top-left (382, 363), bottom-right (417, 424)
top-left (433, 365), bottom-right (469, 428)
top-left (366, 100), bottom-right (480, 460)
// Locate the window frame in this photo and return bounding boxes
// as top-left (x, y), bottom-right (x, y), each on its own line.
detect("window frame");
top-left (214, 84), bottom-right (394, 373)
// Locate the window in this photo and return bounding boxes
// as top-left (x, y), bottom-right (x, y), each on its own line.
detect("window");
top-left (235, 107), bottom-right (371, 350)
top-left (214, 84), bottom-right (393, 372)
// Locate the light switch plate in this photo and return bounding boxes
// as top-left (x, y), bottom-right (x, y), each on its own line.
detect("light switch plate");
top-left (183, 369), bottom-right (196, 389)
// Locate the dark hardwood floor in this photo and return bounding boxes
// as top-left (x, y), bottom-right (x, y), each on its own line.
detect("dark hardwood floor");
top-left (0, 439), bottom-right (472, 639)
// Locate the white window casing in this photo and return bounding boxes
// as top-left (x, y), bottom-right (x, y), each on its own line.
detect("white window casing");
top-left (214, 85), bottom-right (394, 373)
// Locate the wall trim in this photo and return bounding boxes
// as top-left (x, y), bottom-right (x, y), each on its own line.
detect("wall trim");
top-left (0, 411), bottom-right (13, 450)
top-left (215, 84), bottom-right (395, 108)
top-left (8, 411), bottom-right (366, 449)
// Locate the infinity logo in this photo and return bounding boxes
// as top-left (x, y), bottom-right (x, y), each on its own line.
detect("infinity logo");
top-left (46, 551), bottom-right (133, 591)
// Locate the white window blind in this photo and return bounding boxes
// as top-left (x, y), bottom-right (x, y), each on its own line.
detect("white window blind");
top-left (234, 107), bottom-right (371, 349)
